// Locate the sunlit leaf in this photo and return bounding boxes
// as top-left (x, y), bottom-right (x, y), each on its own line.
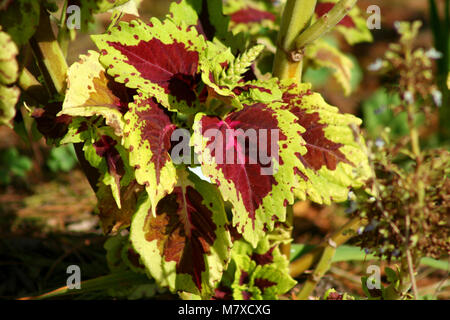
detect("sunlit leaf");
top-left (92, 18), bottom-right (207, 114)
top-left (123, 94), bottom-right (177, 216)
top-left (192, 99), bottom-right (304, 247)
top-left (282, 81), bottom-right (371, 204)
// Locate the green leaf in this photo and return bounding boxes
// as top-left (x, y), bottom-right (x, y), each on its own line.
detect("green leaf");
top-left (105, 234), bottom-right (130, 273)
top-left (384, 267), bottom-right (398, 283)
top-left (227, 44), bottom-right (264, 83)
top-left (104, 233), bottom-right (146, 274)
top-left (30, 270), bottom-right (152, 300)
top-left (95, 0), bottom-right (131, 12)
top-left (46, 144), bottom-right (78, 172)
top-left (0, 0), bottom-right (40, 46)
top-left (168, 0), bottom-right (230, 43)
top-left (73, 0), bottom-right (132, 32)
top-left (0, 27), bottom-right (20, 128)
top-left (421, 257), bottom-right (450, 271)
top-left (214, 236), bottom-right (296, 300)
top-left (0, 147), bottom-right (32, 184)
top-left (130, 168), bottom-right (231, 298)
top-left (0, 84), bottom-right (20, 128)
top-left (303, 67), bottom-right (331, 88)
top-left (362, 88), bottom-right (410, 139)
top-left (0, 27), bottom-right (19, 85)
top-left (290, 244), bottom-right (450, 271)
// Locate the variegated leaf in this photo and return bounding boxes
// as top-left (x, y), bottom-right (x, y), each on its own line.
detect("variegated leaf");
top-left (282, 81), bottom-right (371, 204)
top-left (130, 169), bottom-right (231, 297)
top-left (123, 94), bottom-right (177, 216)
top-left (306, 39), bottom-right (354, 96)
top-left (91, 18), bottom-right (208, 114)
top-left (192, 100), bottom-right (305, 247)
top-left (60, 50), bottom-right (133, 136)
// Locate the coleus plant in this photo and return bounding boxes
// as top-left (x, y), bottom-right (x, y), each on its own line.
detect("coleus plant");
top-left (224, 0), bottom-right (372, 95)
top-left (1, 0), bottom-right (372, 299)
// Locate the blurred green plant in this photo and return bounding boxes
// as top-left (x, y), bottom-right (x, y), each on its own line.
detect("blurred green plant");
top-left (0, 148), bottom-right (32, 185)
top-left (46, 144), bottom-right (77, 173)
top-left (428, 0), bottom-right (450, 142)
top-left (362, 88), bottom-right (426, 140)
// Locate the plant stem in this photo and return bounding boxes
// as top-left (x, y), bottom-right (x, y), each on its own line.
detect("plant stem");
top-left (296, 239), bottom-right (336, 299)
top-left (295, 0), bottom-right (357, 49)
top-left (27, 7), bottom-right (100, 197)
top-left (408, 104), bottom-right (421, 160)
top-left (273, 0), bottom-right (317, 260)
top-left (17, 68), bottom-right (49, 104)
top-left (289, 216), bottom-right (367, 277)
top-left (29, 6), bottom-right (68, 95)
top-left (272, 0), bottom-right (317, 82)
top-left (406, 248), bottom-right (419, 299)
top-left (18, 271), bottom-right (149, 300)
top-left (57, 0), bottom-right (70, 57)
top-left (383, 254), bottom-right (416, 300)
top-left (280, 205), bottom-right (294, 259)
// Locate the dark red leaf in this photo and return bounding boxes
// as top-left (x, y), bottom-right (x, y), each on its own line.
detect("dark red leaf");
top-left (230, 7), bottom-right (276, 24)
top-left (239, 271), bottom-right (250, 285)
top-left (241, 290), bottom-right (252, 300)
top-left (213, 286), bottom-right (233, 300)
top-left (32, 104), bottom-right (72, 139)
top-left (93, 135), bottom-right (125, 190)
top-left (254, 278), bottom-right (276, 292)
top-left (107, 38), bottom-right (201, 106)
top-left (251, 246), bottom-right (275, 266)
top-left (144, 186), bottom-right (218, 290)
top-left (199, 104), bottom-right (286, 227)
top-left (282, 91), bottom-right (353, 171)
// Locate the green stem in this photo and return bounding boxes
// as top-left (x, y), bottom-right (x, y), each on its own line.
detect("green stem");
top-left (57, 0), bottom-right (70, 58)
top-left (17, 68), bottom-right (49, 104)
top-left (403, 212), bottom-right (419, 299)
top-left (384, 253), bottom-right (420, 300)
top-left (273, 0), bottom-right (317, 262)
top-left (29, 6), bottom-right (68, 95)
top-left (280, 205), bottom-right (294, 259)
top-left (297, 240), bottom-right (336, 299)
top-left (295, 0), bottom-right (357, 49)
top-left (18, 271), bottom-right (149, 300)
top-left (272, 0), bottom-right (317, 82)
top-left (27, 7), bottom-right (102, 197)
top-left (289, 217), bottom-right (367, 277)
top-left (406, 248), bottom-right (419, 299)
top-left (408, 103), bottom-right (421, 160)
